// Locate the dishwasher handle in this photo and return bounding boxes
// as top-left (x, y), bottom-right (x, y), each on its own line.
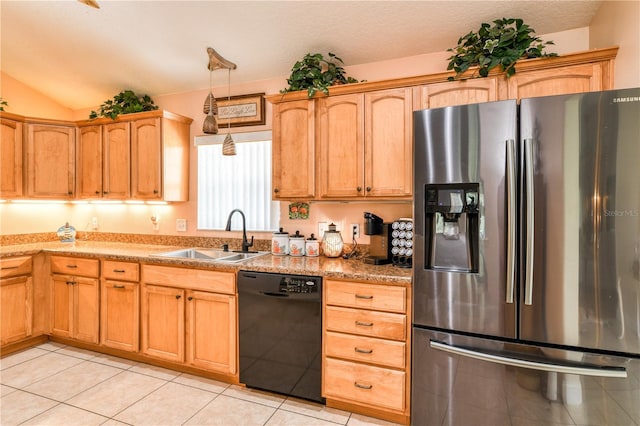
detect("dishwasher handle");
top-left (261, 291), bottom-right (289, 298)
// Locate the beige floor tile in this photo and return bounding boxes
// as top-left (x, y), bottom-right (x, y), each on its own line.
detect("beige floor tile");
top-left (185, 394), bottom-right (277, 425)
top-left (267, 409), bottom-right (343, 425)
top-left (65, 370), bottom-right (165, 417)
top-left (0, 390), bottom-right (58, 425)
top-left (0, 347), bottom-right (49, 370)
top-left (100, 420), bottom-right (130, 426)
top-left (89, 353), bottom-right (139, 370)
top-left (21, 403), bottom-right (109, 425)
top-left (0, 352), bottom-right (85, 388)
top-left (222, 384), bottom-right (286, 408)
top-left (280, 397), bottom-right (350, 424)
top-left (23, 360), bottom-right (122, 401)
top-left (114, 382), bottom-right (216, 425)
top-left (347, 413), bottom-right (402, 425)
top-left (1, 384), bottom-right (17, 397)
top-left (173, 372), bottom-right (230, 393)
top-left (129, 362), bottom-right (181, 380)
top-left (53, 346), bottom-right (99, 360)
top-left (35, 341), bottom-right (67, 351)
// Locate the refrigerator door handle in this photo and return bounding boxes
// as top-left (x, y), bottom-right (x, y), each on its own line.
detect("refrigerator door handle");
top-left (430, 340), bottom-right (627, 378)
top-left (506, 139), bottom-right (517, 304)
top-left (524, 138), bottom-right (535, 305)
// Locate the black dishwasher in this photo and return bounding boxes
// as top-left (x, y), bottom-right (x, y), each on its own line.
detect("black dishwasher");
top-left (238, 270), bottom-right (323, 403)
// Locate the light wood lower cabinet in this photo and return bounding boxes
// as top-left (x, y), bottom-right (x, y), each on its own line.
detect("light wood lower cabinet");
top-left (100, 260), bottom-right (140, 352)
top-left (141, 265), bottom-right (237, 376)
top-left (323, 279), bottom-right (411, 425)
top-left (50, 256), bottom-right (100, 344)
top-left (0, 256), bottom-right (33, 345)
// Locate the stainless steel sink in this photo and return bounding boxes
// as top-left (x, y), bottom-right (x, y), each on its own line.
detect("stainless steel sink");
top-left (152, 248), bottom-right (267, 263)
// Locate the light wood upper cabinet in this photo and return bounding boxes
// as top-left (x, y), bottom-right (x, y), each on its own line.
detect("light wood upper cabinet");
top-left (77, 122), bottom-right (130, 199)
top-left (129, 112), bottom-right (191, 201)
top-left (317, 94), bottom-right (364, 198)
top-left (417, 76), bottom-right (502, 109)
top-left (317, 88), bottom-right (412, 199)
top-left (25, 122), bottom-right (75, 199)
top-left (0, 115), bottom-right (24, 198)
top-left (272, 100), bottom-right (315, 199)
top-left (506, 61), bottom-right (613, 100)
top-left (364, 88), bottom-right (413, 198)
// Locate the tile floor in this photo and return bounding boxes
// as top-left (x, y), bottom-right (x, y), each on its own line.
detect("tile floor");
top-left (0, 342), bottom-right (400, 426)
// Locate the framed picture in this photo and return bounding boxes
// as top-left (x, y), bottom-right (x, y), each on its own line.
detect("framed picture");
top-left (217, 93), bottom-right (266, 127)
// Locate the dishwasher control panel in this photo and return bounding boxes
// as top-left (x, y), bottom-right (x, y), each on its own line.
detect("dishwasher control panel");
top-left (279, 276), bottom-right (320, 293)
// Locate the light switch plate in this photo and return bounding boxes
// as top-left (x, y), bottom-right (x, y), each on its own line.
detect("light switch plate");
top-left (176, 218), bottom-right (187, 232)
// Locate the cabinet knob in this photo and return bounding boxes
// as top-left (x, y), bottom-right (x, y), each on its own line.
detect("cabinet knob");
top-left (366, 186), bottom-right (372, 192)
top-left (356, 186), bottom-right (362, 192)
top-left (68, 191), bottom-right (73, 195)
top-left (175, 294), bottom-right (181, 300)
top-left (188, 296), bottom-right (193, 301)
top-left (103, 191), bottom-right (109, 195)
top-left (273, 188), bottom-right (280, 194)
top-left (95, 191), bottom-right (100, 195)
top-left (153, 189), bottom-right (159, 194)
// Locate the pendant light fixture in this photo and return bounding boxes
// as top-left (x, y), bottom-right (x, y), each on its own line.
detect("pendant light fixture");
top-left (202, 67), bottom-right (218, 134)
top-left (222, 68), bottom-right (236, 156)
top-left (202, 47), bottom-right (237, 145)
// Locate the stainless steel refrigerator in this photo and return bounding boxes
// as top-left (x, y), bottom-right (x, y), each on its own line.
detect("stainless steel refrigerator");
top-left (412, 88), bottom-right (640, 426)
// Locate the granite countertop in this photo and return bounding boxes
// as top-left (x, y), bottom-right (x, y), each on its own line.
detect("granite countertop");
top-left (0, 241), bottom-right (412, 285)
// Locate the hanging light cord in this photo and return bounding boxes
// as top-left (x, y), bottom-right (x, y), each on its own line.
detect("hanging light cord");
top-left (227, 68), bottom-right (231, 132)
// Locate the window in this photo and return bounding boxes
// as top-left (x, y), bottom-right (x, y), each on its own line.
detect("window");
top-left (196, 132), bottom-right (279, 231)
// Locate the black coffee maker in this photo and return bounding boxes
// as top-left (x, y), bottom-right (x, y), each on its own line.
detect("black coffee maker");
top-left (363, 212), bottom-right (392, 265)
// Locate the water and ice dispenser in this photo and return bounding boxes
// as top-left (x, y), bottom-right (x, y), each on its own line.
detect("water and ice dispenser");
top-left (424, 183), bottom-right (480, 272)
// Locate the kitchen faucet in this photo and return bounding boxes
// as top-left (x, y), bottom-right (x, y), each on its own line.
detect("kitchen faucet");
top-left (225, 209), bottom-right (254, 252)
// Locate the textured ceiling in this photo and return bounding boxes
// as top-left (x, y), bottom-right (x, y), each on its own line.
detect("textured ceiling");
top-left (1, 0), bottom-right (603, 110)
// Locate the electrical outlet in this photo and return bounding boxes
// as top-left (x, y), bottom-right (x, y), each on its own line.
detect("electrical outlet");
top-left (91, 217), bottom-right (98, 230)
top-left (318, 221), bottom-right (329, 238)
top-left (176, 218), bottom-right (187, 232)
top-left (351, 223), bottom-right (360, 239)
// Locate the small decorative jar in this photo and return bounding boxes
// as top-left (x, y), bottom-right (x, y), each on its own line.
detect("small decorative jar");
top-left (305, 233), bottom-right (320, 257)
top-left (321, 223), bottom-right (343, 258)
top-left (289, 230), bottom-right (305, 256)
top-left (271, 227), bottom-right (289, 255)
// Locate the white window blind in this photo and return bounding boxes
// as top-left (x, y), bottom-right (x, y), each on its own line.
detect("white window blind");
top-left (197, 137), bottom-right (279, 231)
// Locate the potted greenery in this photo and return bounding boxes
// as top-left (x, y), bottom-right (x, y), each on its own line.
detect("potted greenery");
top-left (446, 18), bottom-right (557, 80)
top-left (0, 97), bottom-right (7, 111)
top-left (89, 89), bottom-right (158, 119)
top-left (281, 52), bottom-right (361, 98)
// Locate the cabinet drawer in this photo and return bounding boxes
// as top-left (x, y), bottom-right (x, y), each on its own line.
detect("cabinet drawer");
top-left (325, 331), bottom-right (406, 369)
top-left (50, 256), bottom-right (99, 277)
top-left (324, 358), bottom-right (405, 412)
top-left (325, 306), bottom-right (406, 341)
top-left (325, 280), bottom-right (406, 313)
top-left (103, 260), bottom-right (139, 282)
top-left (143, 265), bottom-right (235, 294)
top-left (0, 256), bottom-right (32, 278)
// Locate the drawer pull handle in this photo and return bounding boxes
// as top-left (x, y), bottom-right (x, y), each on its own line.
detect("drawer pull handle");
top-left (66, 281), bottom-right (75, 286)
top-left (354, 347), bottom-right (373, 354)
top-left (355, 294), bottom-right (373, 300)
top-left (1, 266), bottom-right (19, 270)
top-left (354, 382), bottom-right (373, 390)
top-left (176, 295), bottom-right (181, 300)
top-left (113, 269), bottom-right (126, 273)
top-left (113, 285), bottom-right (125, 289)
top-left (355, 321), bottom-right (374, 327)
top-left (66, 265), bottom-right (78, 269)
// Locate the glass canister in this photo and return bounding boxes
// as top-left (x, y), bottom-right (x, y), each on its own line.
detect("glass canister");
top-left (305, 233), bottom-right (320, 257)
top-left (289, 230), bottom-right (305, 256)
top-left (321, 223), bottom-right (343, 258)
top-left (271, 227), bottom-right (289, 255)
